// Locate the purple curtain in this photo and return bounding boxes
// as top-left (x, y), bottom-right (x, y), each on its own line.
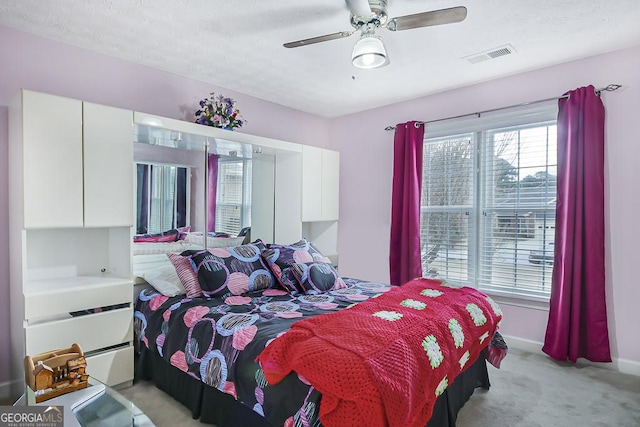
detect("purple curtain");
top-left (390, 121), bottom-right (424, 286)
top-left (136, 164), bottom-right (149, 234)
top-left (207, 154), bottom-right (219, 232)
top-left (542, 85), bottom-right (611, 363)
top-left (175, 167), bottom-right (188, 228)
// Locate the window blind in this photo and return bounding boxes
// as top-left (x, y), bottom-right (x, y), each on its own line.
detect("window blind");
top-left (216, 160), bottom-right (252, 236)
top-left (477, 123), bottom-right (557, 298)
top-left (421, 134), bottom-right (475, 283)
top-left (144, 164), bottom-right (189, 234)
top-left (420, 102), bottom-right (557, 299)
top-left (148, 166), bottom-right (167, 233)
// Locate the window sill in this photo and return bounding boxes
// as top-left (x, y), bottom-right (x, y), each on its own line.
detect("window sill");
top-left (484, 289), bottom-right (550, 311)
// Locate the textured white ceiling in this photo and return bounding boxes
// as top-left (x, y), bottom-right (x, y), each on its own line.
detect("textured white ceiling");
top-left (1, 0), bottom-right (639, 117)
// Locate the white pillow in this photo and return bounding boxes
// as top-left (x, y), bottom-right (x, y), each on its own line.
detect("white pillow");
top-left (141, 264), bottom-right (186, 297)
top-left (184, 233), bottom-right (245, 248)
top-left (132, 241), bottom-right (193, 255)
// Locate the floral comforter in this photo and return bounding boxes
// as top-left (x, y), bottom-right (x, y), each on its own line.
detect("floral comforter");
top-left (135, 278), bottom-right (393, 426)
top-left (135, 278), bottom-right (501, 426)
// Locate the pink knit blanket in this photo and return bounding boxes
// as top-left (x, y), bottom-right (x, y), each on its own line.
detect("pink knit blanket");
top-left (256, 278), bottom-right (503, 427)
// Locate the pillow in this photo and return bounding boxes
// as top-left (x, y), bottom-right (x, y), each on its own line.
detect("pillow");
top-left (261, 238), bottom-right (331, 294)
top-left (290, 261), bottom-right (346, 294)
top-left (141, 264), bottom-right (186, 297)
top-left (209, 231), bottom-right (230, 238)
top-left (177, 225), bottom-right (191, 240)
top-left (183, 232), bottom-right (245, 248)
top-left (134, 229), bottom-right (180, 243)
top-left (186, 240), bottom-right (275, 298)
top-left (167, 252), bottom-right (203, 298)
top-left (132, 241), bottom-right (193, 255)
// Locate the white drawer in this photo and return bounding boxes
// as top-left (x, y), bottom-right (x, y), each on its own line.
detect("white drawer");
top-left (87, 346), bottom-right (134, 386)
top-left (25, 307), bottom-right (133, 355)
top-left (25, 278), bottom-right (132, 320)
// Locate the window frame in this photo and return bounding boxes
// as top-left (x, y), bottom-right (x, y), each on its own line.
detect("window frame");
top-left (137, 162), bottom-right (191, 235)
top-left (215, 157), bottom-right (252, 236)
top-left (420, 102), bottom-right (558, 301)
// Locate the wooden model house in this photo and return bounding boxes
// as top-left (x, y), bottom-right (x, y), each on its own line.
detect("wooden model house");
top-left (33, 362), bottom-right (53, 391)
top-left (24, 343), bottom-right (89, 403)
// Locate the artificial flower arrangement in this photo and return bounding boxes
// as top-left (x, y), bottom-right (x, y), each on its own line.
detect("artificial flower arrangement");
top-left (195, 92), bottom-right (246, 130)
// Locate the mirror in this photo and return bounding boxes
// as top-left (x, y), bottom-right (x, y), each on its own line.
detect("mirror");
top-left (133, 125), bottom-right (276, 245)
top-left (135, 163), bottom-right (189, 235)
top-left (213, 157), bottom-right (252, 236)
top-left (134, 157), bottom-right (252, 236)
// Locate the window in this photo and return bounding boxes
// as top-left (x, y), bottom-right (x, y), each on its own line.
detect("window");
top-left (420, 103), bottom-right (557, 299)
top-left (136, 164), bottom-right (189, 234)
top-left (215, 159), bottom-right (252, 236)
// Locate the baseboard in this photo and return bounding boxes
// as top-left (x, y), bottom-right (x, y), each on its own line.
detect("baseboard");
top-left (502, 334), bottom-right (640, 377)
top-left (620, 359), bottom-right (640, 376)
top-left (501, 335), bottom-right (544, 355)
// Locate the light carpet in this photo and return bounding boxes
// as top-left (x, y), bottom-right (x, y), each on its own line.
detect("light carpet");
top-left (120, 348), bottom-right (640, 427)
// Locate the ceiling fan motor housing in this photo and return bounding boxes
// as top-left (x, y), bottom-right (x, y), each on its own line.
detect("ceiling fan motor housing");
top-left (350, 0), bottom-right (388, 28)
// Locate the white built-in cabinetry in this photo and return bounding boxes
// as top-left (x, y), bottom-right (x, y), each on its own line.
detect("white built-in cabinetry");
top-left (301, 145), bottom-right (340, 265)
top-left (83, 102), bottom-right (136, 227)
top-left (301, 146), bottom-right (340, 222)
top-left (320, 149), bottom-right (340, 221)
top-left (9, 90), bottom-right (134, 393)
top-left (8, 90), bottom-right (341, 395)
top-left (20, 91), bottom-right (84, 228)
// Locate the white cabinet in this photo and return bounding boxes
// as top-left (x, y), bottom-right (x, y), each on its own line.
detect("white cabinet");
top-left (84, 102), bottom-right (134, 227)
top-left (9, 90), bottom-right (134, 392)
top-left (321, 149), bottom-right (340, 221)
top-left (301, 146), bottom-right (340, 222)
top-left (301, 146), bottom-right (340, 265)
top-left (16, 91), bottom-right (133, 229)
top-left (21, 91), bottom-right (84, 228)
top-left (301, 146), bottom-right (323, 221)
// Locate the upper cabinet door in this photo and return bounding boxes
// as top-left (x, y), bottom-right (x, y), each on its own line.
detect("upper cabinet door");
top-left (301, 145), bottom-right (323, 222)
top-left (83, 103), bottom-right (133, 227)
top-left (22, 91), bottom-right (84, 228)
top-left (301, 146), bottom-right (339, 222)
top-left (321, 149), bottom-right (339, 221)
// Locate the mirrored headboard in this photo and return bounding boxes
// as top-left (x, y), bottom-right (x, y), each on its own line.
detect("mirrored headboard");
top-left (133, 118), bottom-right (276, 246)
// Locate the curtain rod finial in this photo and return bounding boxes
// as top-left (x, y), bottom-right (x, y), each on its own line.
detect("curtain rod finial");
top-left (596, 84), bottom-right (622, 95)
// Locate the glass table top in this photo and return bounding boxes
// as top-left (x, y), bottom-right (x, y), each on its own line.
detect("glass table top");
top-left (23, 377), bottom-right (154, 427)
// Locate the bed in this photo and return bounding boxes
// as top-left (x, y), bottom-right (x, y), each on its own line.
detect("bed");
top-left (133, 239), bottom-right (504, 427)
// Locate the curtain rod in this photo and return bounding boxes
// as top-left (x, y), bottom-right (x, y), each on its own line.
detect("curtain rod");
top-left (384, 84), bottom-right (622, 131)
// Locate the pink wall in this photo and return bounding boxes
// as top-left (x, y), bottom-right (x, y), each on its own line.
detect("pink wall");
top-left (0, 25), bottom-right (330, 147)
top-left (0, 24), bottom-right (330, 387)
top-left (332, 45), bottom-right (640, 365)
top-left (1, 22), bottom-right (638, 390)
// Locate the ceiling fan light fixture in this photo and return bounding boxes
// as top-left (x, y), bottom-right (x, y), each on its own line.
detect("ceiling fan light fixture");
top-left (352, 33), bottom-right (389, 69)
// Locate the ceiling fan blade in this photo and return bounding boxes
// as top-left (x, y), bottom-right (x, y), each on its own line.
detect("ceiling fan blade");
top-left (344, 0), bottom-right (372, 18)
top-left (283, 31), bottom-right (353, 48)
top-left (386, 6), bottom-right (467, 32)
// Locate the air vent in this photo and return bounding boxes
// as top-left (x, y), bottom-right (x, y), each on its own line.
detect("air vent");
top-left (463, 44), bottom-right (516, 64)
top-left (487, 47), bottom-right (512, 58)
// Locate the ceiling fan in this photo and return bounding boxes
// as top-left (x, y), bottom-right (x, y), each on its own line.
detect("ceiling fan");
top-left (284, 0), bottom-right (467, 69)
